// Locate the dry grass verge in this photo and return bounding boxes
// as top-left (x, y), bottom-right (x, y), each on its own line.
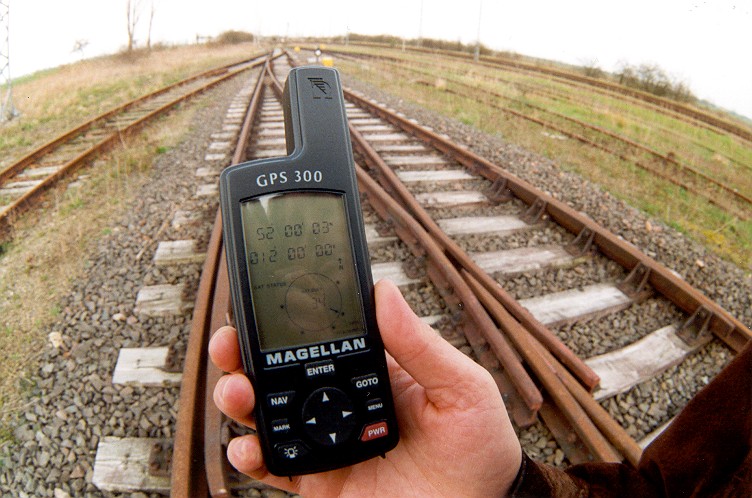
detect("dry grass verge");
top-left (0, 106), bottom-right (196, 432)
top-left (2, 42), bottom-right (261, 168)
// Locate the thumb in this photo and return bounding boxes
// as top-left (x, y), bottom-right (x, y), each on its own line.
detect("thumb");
top-left (375, 279), bottom-right (493, 408)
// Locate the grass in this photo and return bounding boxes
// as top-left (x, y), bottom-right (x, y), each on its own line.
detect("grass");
top-left (0, 109), bottom-right (193, 432)
top-left (0, 41), bottom-right (255, 436)
top-left (1, 42), bottom-right (261, 170)
top-left (332, 45), bottom-right (752, 270)
top-left (0, 133), bottom-right (147, 430)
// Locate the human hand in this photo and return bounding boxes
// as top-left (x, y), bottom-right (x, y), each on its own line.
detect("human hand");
top-left (209, 279), bottom-right (522, 497)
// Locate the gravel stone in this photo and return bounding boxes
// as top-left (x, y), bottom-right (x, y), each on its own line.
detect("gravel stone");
top-left (341, 73), bottom-right (746, 463)
top-left (0, 69), bottom-right (255, 497)
top-left (3, 58), bottom-right (748, 495)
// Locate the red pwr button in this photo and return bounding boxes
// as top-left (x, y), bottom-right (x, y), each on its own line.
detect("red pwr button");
top-left (360, 421), bottom-right (389, 442)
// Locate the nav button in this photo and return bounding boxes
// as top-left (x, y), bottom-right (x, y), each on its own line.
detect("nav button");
top-left (267, 391), bottom-right (295, 409)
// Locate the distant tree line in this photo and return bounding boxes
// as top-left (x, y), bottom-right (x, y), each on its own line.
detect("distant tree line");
top-left (614, 63), bottom-right (696, 103)
top-left (178, 28), bottom-right (699, 106)
top-left (347, 34), bottom-right (696, 104)
top-left (346, 33), bottom-right (497, 57)
top-left (212, 31), bottom-right (255, 45)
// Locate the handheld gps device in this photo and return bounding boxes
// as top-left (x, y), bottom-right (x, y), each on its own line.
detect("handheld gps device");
top-left (219, 66), bottom-right (399, 476)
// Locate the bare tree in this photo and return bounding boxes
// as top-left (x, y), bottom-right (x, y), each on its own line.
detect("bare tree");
top-left (126, 0), bottom-right (143, 52)
top-left (146, 1), bottom-right (155, 50)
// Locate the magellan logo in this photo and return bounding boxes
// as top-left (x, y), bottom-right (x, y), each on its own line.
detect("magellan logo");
top-left (265, 338), bottom-right (367, 366)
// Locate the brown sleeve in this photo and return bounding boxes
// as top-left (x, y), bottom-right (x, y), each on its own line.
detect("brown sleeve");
top-left (509, 452), bottom-right (660, 498)
top-left (636, 341), bottom-right (751, 497)
top-left (510, 343), bottom-right (751, 498)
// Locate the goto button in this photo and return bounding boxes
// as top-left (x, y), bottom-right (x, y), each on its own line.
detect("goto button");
top-left (360, 421), bottom-right (389, 442)
top-left (352, 373), bottom-right (379, 391)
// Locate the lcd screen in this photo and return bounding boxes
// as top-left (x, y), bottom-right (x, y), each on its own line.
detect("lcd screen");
top-left (240, 192), bottom-right (366, 351)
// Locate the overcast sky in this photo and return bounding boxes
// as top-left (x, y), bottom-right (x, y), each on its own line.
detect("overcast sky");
top-left (8, 0), bottom-right (752, 118)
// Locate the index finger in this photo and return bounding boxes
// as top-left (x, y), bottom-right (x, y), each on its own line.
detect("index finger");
top-left (209, 325), bottom-right (244, 373)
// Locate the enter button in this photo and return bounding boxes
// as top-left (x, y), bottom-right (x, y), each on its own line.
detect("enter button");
top-left (360, 421), bottom-right (389, 442)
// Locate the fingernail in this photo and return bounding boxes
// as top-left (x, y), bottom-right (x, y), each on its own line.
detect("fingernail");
top-left (213, 376), bottom-right (228, 409)
top-left (227, 437), bottom-right (253, 468)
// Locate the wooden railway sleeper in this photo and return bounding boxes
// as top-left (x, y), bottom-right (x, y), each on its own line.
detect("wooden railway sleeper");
top-left (355, 166), bottom-right (543, 424)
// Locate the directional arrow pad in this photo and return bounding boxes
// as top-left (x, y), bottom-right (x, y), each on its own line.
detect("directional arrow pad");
top-left (301, 387), bottom-right (356, 446)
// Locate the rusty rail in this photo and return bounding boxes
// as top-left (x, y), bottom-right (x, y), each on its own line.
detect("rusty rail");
top-left (343, 42), bottom-right (752, 144)
top-left (171, 54), bottom-right (274, 497)
top-left (0, 54), bottom-right (268, 236)
top-left (172, 51), bottom-right (751, 496)
top-left (330, 49), bottom-right (751, 219)
top-left (171, 210), bottom-right (223, 497)
top-left (172, 51), bottom-right (294, 497)
top-left (342, 87), bottom-right (752, 354)
top-left (276, 54), bottom-right (644, 462)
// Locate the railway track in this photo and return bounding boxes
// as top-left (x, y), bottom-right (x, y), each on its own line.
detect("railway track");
top-left (2, 48), bottom-right (749, 497)
top-left (164, 50), bottom-right (749, 496)
top-left (330, 48), bottom-right (752, 221)
top-left (0, 52), bottom-right (269, 238)
top-left (348, 42), bottom-right (752, 145)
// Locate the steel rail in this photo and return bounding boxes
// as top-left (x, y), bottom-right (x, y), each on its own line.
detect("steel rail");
top-left (346, 122), bottom-right (601, 391)
top-left (353, 157), bottom-right (636, 463)
top-left (344, 42), bottom-right (752, 144)
top-left (171, 55), bottom-right (274, 498)
top-left (171, 209), bottom-right (223, 497)
top-left (0, 54), bottom-right (268, 235)
top-left (437, 84), bottom-right (750, 219)
top-left (204, 56), bottom-right (279, 498)
top-left (342, 88), bottom-right (752, 354)
top-left (0, 56), bottom-right (260, 183)
top-left (268, 61), bottom-right (546, 413)
top-left (203, 254), bottom-right (233, 498)
top-left (334, 50), bottom-right (750, 219)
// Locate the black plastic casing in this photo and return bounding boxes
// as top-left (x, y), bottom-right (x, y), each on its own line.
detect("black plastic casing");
top-left (219, 67), bottom-right (399, 476)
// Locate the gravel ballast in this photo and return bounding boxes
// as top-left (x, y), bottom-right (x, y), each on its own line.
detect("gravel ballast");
top-left (1, 61), bottom-right (749, 496)
top-left (0, 72), bottom-right (251, 497)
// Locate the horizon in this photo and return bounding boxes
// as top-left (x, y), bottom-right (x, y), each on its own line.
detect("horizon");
top-left (6, 0), bottom-right (752, 120)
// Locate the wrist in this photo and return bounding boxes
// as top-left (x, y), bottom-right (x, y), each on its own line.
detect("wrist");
top-left (506, 450), bottom-right (529, 497)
